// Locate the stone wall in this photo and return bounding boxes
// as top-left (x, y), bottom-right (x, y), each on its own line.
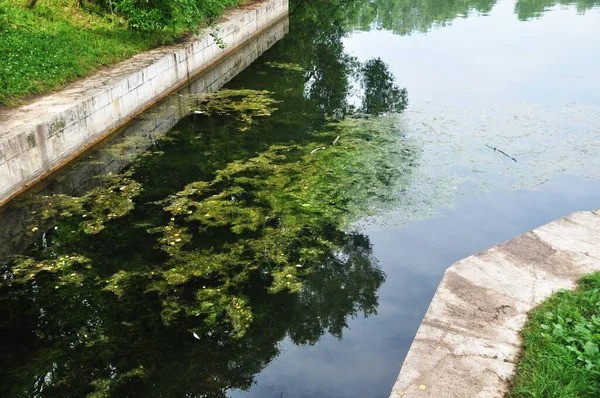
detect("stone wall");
top-left (0, 0), bottom-right (288, 206)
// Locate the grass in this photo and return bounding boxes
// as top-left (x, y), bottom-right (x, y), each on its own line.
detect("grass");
top-left (0, 0), bottom-right (240, 106)
top-left (508, 272), bottom-right (600, 397)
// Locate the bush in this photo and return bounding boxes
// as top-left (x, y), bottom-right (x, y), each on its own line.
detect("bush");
top-left (115, 0), bottom-right (174, 31)
top-left (114, 0), bottom-right (242, 31)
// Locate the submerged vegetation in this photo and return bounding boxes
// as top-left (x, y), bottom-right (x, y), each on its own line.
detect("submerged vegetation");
top-left (0, 90), bottom-right (409, 394)
top-left (509, 273), bottom-right (600, 397)
top-left (5, 96), bottom-right (413, 338)
top-left (189, 89), bottom-right (280, 130)
top-left (0, 0), bottom-right (413, 390)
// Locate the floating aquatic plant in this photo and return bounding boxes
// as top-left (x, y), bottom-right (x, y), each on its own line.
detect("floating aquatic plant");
top-left (264, 61), bottom-right (304, 72)
top-left (34, 170), bottom-right (142, 235)
top-left (188, 89), bottom-right (280, 130)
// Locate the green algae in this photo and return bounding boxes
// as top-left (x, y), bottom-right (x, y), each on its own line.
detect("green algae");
top-left (264, 61), bottom-right (304, 72)
top-left (88, 366), bottom-right (148, 398)
top-left (6, 111), bottom-right (410, 340)
top-left (8, 254), bottom-right (90, 286)
top-left (34, 171), bottom-right (142, 235)
top-left (2, 67), bottom-right (415, 341)
top-left (1, 0), bottom-right (599, 395)
top-left (190, 89), bottom-right (279, 130)
top-left (145, 115), bottom-right (414, 333)
top-left (0, 11), bottom-right (411, 392)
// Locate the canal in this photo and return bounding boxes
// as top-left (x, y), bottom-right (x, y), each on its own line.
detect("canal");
top-left (1, 0), bottom-right (600, 397)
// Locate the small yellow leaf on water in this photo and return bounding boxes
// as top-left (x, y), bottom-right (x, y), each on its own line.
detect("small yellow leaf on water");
top-left (31, 227), bottom-right (39, 232)
top-left (418, 384), bottom-right (427, 390)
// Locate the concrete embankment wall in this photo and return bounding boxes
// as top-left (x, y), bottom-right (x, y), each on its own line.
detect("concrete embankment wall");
top-left (0, 0), bottom-right (288, 207)
top-left (390, 209), bottom-right (600, 397)
top-left (0, 16), bottom-right (289, 261)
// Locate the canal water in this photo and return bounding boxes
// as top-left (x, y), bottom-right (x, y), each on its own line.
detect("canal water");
top-left (1, 0), bottom-right (600, 397)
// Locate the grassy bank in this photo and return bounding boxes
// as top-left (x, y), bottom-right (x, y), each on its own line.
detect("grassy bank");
top-left (509, 272), bottom-right (600, 397)
top-left (0, 0), bottom-right (241, 106)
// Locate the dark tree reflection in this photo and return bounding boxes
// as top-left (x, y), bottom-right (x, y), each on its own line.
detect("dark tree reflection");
top-left (360, 58), bottom-right (408, 115)
top-left (1, 228), bottom-right (384, 398)
top-left (514, 0), bottom-right (599, 20)
top-left (288, 232), bottom-right (385, 345)
top-left (350, 0), bottom-right (497, 35)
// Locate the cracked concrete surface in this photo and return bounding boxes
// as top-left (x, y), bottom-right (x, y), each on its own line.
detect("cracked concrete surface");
top-left (390, 209), bottom-right (600, 397)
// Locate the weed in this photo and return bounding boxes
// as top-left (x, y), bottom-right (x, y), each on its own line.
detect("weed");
top-left (508, 273), bottom-right (600, 397)
top-left (0, 0), bottom-right (241, 105)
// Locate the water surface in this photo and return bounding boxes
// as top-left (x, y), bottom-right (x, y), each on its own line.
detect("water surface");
top-left (1, 0), bottom-right (600, 397)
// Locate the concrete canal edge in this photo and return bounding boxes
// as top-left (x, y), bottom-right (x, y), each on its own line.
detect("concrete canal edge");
top-left (390, 209), bottom-right (600, 397)
top-left (0, 0), bottom-right (288, 207)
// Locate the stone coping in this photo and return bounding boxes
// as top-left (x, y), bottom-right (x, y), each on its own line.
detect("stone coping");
top-left (390, 209), bottom-right (600, 397)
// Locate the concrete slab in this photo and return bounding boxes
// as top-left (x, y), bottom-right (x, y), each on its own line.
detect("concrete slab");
top-left (390, 209), bottom-right (600, 398)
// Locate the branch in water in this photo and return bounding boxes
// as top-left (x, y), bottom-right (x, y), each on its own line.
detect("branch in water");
top-left (530, 178), bottom-right (549, 189)
top-left (486, 144), bottom-right (517, 163)
top-left (310, 147), bottom-right (326, 155)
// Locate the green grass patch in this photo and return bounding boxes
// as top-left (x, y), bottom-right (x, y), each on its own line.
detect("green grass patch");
top-left (0, 0), bottom-right (240, 106)
top-left (508, 272), bottom-right (600, 397)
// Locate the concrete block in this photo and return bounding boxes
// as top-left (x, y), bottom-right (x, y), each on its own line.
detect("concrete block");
top-left (127, 71), bottom-right (145, 91)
